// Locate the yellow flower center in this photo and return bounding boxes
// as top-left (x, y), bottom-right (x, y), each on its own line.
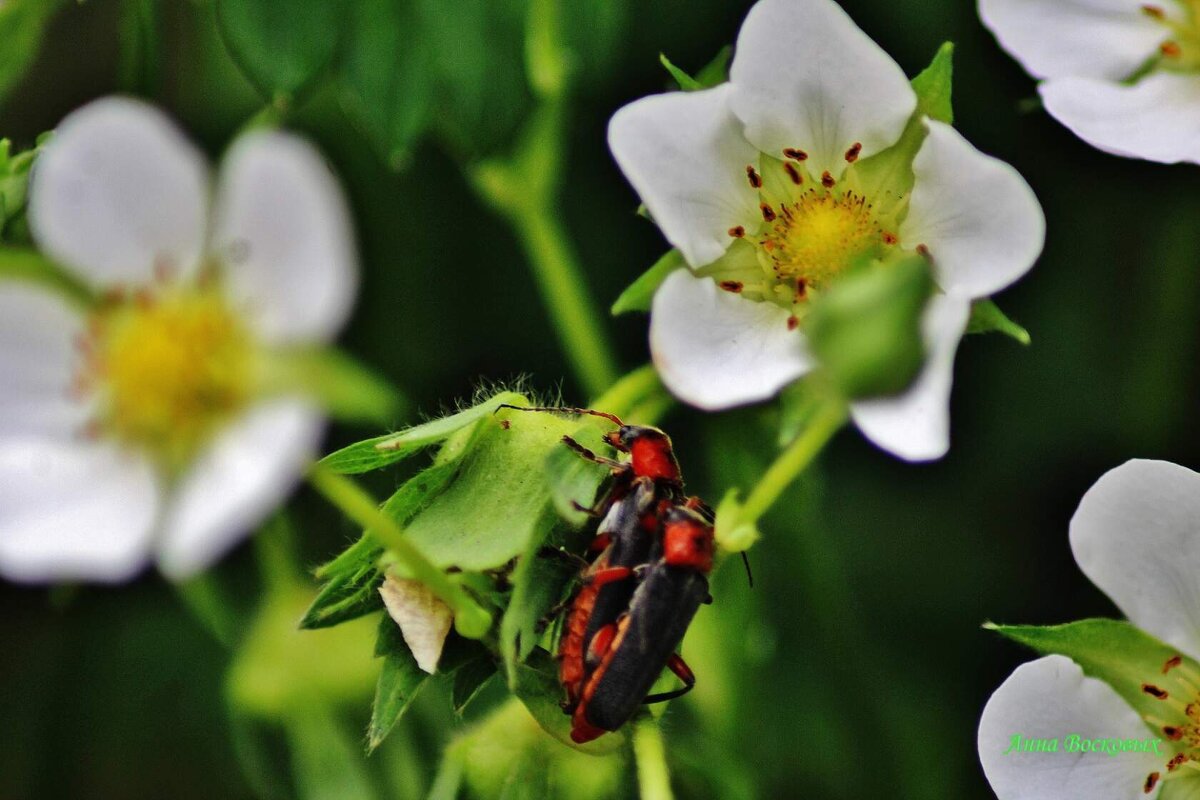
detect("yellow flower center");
top-left (1135, 654), bottom-right (1200, 791)
top-left (758, 189), bottom-right (884, 290)
top-left (78, 285), bottom-right (255, 471)
top-left (1144, 2), bottom-right (1200, 70)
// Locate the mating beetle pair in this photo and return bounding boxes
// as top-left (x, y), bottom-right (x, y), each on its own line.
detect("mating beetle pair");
top-left (501, 405), bottom-right (718, 743)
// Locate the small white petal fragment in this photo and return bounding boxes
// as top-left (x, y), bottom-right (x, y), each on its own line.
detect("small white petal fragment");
top-left (849, 292), bottom-right (971, 462)
top-left (212, 132), bottom-right (358, 344)
top-left (608, 84), bottom-right (760, 269)
top-left (902, 121), bottom-right (1045, 298)
top-left (978, 656), bottom-right (1163, 800)
top-left (729, 0), bottom-right (916, 177)
top-left (157, 399), bottom-right (324, 580)
top-left (379, 573), bottom-right (454, 674)
top-left (29, 97), bottom-right (209, 288)
top-left (0, 284), bottom-right (92, 438)
top-left (0, 440), bottom-right (160, 583)
top-left (649, 270), bottom-right (813, 410)
top-left (1070, 459), bottom-right (1200, 659)
top-left (1040, 73), bottom-right (1200, 165)
top-left (979, 0), bottom-right (1168, 81)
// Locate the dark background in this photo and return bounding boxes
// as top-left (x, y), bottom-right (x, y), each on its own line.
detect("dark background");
top-left (2, 0), bottom-right (1199, 797)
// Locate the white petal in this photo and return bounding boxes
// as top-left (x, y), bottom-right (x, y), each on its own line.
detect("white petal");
top-left (1070, 459), bottom-right (1200, 659)
top-left (902, 121), bottom-right (1045, 298)
top-left (0, 439), bottom-right (160, 583)
top-left (157, 399), bottom-right (324, 579)
top-left (978, 656), bottom-right (1163, 800)
top-left (728, 0), bottom-right (916, 178)
top-left (379, 573), bottom-right (453, 674)
top-left (29, 97), bottom-right (209, 288)
top-left (979, 0), bottom-right (1167, 81)
top-left (608, 85), bottom-right (761, 268)
top-left (849, 292), bottom-right (971, 462)
top-left (649, 269), bottom-right (813, 410)
top-left (0, 283), bottom-right (92, 438)
top-left (1041, 73), bottom-right (1200, 165)
top-left (212, 132), bottom-right (358, 344)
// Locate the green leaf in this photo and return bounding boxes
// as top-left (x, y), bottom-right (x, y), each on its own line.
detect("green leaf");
top-left (806, 256), bottom-right (934, 399)
top-left (967, 299), bottom-right (1031, 345)
top-left (989, 619), bottom-right (1200, 731)
top-left (543, 422), bottom-right (612, 526)
top-left (402, 407), bottom-right (607, 571)
top-left (911, 42), bottom-right (954, 125)
top-left (500, 545), bottom-right (578, 686)
top-left (338, 0), bottom-right (432, 170)
top-left (513, 649), bottom-right (626, 754)
top-left (611, 249), bottom-right (684, 315)
top-left (262, 347), bottom-right (404, 427)
top-left (558, 0), bottom-right (629, 90)
top-left (285, 703), bottom-right (381, 800)
top-left (318, 391), bottom-right (526, 474)
top-left (369, 616), bottom-right (429, 752)
top-left (452, 656), bottom-right (498, 715)
top-left (215, 0), bottom-right (347, 104)
top-left (417, 0), bottom-right (531, 154)
top-left (659, 47), bottom-right (731, 92)
top-left (299, 566), bottom-right (384, 630)
top-left (0, 0), bottom-right (64, 110)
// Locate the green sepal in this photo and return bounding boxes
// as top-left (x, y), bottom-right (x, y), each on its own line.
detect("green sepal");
top-left (299, 565), bottom-right (384, 630)
top-left (0, 135), bottom-right (47, 242)
top-left (512, 649), bottom-right (627, 755)
top-left (967, 299), bottom-right (1031, 345)
top-left (611, 249), bottom-right (684, 315)
top-left (260, 347), bottom-right (404, 427)
top-left (806, 256), bottom-right (934, 399)
top-left (543, 422), bottom-right (613, 526)
top-left (318, 391), bottom-right (526, 474)
top-left (368, 615), bottom-right (429, 753)
top-left (0, 247), bottom-right (94, 307)
top-left (988, 619), bottom-right (1200, 731)
top-left (659, 46), bottom-right (731, 92)
top-left (854, 42), bottom-right (954, 208)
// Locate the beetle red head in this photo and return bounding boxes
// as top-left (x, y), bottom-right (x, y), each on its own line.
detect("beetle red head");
top-left (661, 507), bottom-right (714, 574)
top-left (616, 426), bottom-right (682, 483)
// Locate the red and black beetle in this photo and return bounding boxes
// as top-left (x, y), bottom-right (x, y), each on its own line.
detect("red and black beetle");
top-left (568, 504), bottom-right (715, 743)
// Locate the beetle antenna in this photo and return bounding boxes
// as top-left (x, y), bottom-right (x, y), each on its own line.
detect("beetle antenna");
top-left (494, 404), bottom-right (624, 428)
top-left (740, 552), bottom-right (754, 588)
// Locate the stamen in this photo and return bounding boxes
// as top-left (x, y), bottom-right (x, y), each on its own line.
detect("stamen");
top-left (1164, 725), bottom-right (1184, 741)
top-left (1143, 683), bottom-right (1171, 700)
top-left (844, 142), bottom-right (862, 163)
top-left (746, 165), bottom-right (763, 189)
top-left (821, 171), bottom-right (836, 189)
top-left (783, 148), bottom-right (808, 161)
top-left (795, 277), bottom-right (807, 299)
top-left (786, 315), bottom-right (799, 331)
top-left (760, 203), bottom-right (777, 222)
top-left (1143, 4), bottom-right (1166, 18)
top-left (1145, 772), bottom-right (1161, 793)
top-left (719, 281), bottom-right (744, 293)
top-left (916, 243), bottom-right (932, 259)
top-left (1162, 40), bottom-right (1183, 57)
top-left (728, 226), bottom-right (746, 238)
top-left (783, 162), bottom-right (803, 185)
top-left (882, 231), bottom-right (898, 245)
top-left (1163, 656), bottom-right (1183, 675)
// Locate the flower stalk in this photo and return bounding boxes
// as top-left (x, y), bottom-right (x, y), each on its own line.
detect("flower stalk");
top-left (632, 715), bottom-right (675, 800)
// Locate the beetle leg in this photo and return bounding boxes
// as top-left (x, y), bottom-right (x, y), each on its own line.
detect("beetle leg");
top-left (643, 654), bottom-right (697, 704)
top-left (587, 566), bottom-right (635, 588)
top-left (561, 435), bottom-right (626, 470)
top-left (588, 532), bottom-right (613, 553)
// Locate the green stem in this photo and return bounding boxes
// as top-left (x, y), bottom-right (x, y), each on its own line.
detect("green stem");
top-left (591, 363), bottom-right (671, 421)
top-left (632, 716), bottom-right (674, 800)
top-left (509, 200), bottom-right (620, 397)
top-left (739, 396), bottom-right (847, 526)
top-left (307, 463), bottom-right (493, 638)
top-left (176, 573), bottom-right (237, 649)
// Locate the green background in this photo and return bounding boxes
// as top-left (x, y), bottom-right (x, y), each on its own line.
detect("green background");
top-left (3, 0), bottom-right (1199, 797)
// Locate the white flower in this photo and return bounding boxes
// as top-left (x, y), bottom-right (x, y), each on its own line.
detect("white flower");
top-left (979, 459), bottom-right (1200, 798)
top-left (0, 97), bottom-right (357, 582)
top-left (980, 0), bottom-right (1200, 163)
top-left (609, 0), bottom-right (1044, 461)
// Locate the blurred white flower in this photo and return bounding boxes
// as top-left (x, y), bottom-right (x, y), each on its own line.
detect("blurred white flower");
top-left (980, 0), bottom-right (1200, 163)
top-left (979, 460), bottom-right (1200, 799)
top-left (609, 0), bottom-right (1044, 461)
top-left (0, 97), bottom-right (357, 582)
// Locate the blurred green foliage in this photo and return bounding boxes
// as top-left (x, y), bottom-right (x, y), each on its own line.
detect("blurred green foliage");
top-left (3, 0), bottom-right (1200, 798)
